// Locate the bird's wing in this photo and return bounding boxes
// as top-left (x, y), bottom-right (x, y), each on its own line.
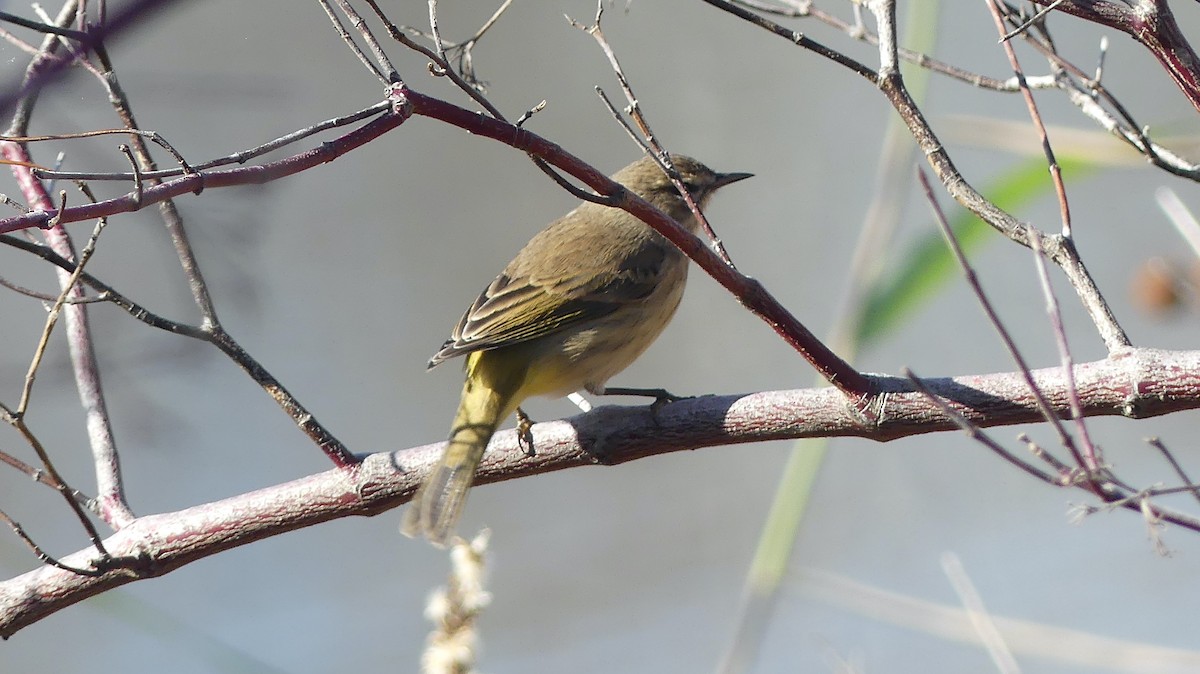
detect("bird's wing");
top-left (428, 231), bottom-right (671, 367)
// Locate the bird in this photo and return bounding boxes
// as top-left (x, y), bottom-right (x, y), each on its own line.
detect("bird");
top-left (401, 153), bottom-right (752, 546)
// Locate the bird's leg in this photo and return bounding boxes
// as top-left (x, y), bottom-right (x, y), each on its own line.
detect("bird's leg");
top-left (589, 386), bottom-right (691, 414)
top-left (515, 407), bottom-right (536, 457)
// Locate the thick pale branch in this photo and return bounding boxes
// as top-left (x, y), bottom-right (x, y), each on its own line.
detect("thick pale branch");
top-left (2, 347), bottom-right (1199, 637)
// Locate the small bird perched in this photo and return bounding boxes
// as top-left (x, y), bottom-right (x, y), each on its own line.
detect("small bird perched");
top-left (401, 154), bottom-right (752, 546)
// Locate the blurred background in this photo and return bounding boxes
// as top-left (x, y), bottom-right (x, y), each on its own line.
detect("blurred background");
top-left (1, 1), bottom-right (1199, 672)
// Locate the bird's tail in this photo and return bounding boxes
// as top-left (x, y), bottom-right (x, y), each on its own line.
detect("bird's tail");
top-left (401, 351), bottom-right (523, 547)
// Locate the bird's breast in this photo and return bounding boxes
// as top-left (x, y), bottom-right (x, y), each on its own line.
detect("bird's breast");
top-left (517, 255), bottom-right (689, 399)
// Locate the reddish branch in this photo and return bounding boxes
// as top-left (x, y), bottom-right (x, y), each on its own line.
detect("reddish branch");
top-left (0, 84), bottom-right (871, 400)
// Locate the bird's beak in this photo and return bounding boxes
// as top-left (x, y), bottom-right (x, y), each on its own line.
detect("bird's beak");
top-left (714, 171), bottom-right (754, 188)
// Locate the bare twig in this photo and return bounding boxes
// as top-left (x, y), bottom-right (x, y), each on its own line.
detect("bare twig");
top-left (0, 439), bottom-right (94, 502)
top-left (1027, 231), bottom-right (1100, 471)
top-left (0, 127), bottom-right (191, 170)
top-left (1026, 0), bottom-right (1200, 113)
top-left (702, 0), bottom-right (876, 80)
top-left (86, 38), bottom-right (219, 331)
top-left (987, 0), bottom-right (1072, 239)
top-left (446, 0), bottom-right (513, 88)
top-left (4, 219), bottom-right (117, 563)
top-left (0, 98), bottom-right (410, 235)
top-left (0, 233), bottom-right (358, 468)
top-left (1018, 433), bottom-right (1074, 484)
top-left (0, 0), bottom-right (182, 117)
top-left (916, 168), bottom-right (1088, 466)
top-left (0, 508), bottom-right (103, 577)
top-left (367, 1), bottom-right (505, 120)
top-left (33, 102), bottom-right (391, 182)
top-left (735, 0), bottom-right (1034, 90)
top-left (316, 0), bottom-right (390, 84)
top-left (570, 2), bottom-right (736, 266)
top-left (999, 0), bottom-right (1064, 42)
top-left (1147, 437), bottom-right (1200, 508)
top-left (3, 0), bottom-right (134, 529)
top-left (706, 0), bottom-right (1133, 352)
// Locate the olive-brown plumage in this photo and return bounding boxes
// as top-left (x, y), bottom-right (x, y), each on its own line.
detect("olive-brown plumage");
top-left (402, 154), bottom-right (751, 546)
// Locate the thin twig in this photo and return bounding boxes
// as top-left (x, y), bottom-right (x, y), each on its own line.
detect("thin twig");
top-left (88, 40), bottom-right (218, 330)
top-left (1, 98), bottom-right (411, 235)
top-left (0, 233), bottom-right (359, 468)
top-left (916, 168), bottom-right (1089, 471)
top-left (0, 508), bottom-right (103, 577)
top-left (369, 3), bottom-right (505, 120)
top-left (35, 102), bottom-right (390, 181)
top-left (427, 0), bottom-right (448, 65)
top-left (0, 274), bottom-right (104, 302)
top-left (570, 2), bottom-right (736, 266)
top-left (3, 0), bottom-right (135, 529)
top-left (6, 220), bottom-right (115, 559)
top-left (334, 0), bottom-right (398, 82)
top-left (0, 24), bottom-right (48, 57)
top-left (999, 0), bottom-right (1065, 42)
top-left (1018, 433), bottom-right (1073, 484)
top-left (905, 371), bottom-right (1060, 485)
top-left (1, 128), bottom-right (190, 172)
top-left (0, 0), bottom-right (183, 117)
top-left (987, 0), bottom-right (1072, 239)
top-left (1147, 437), bottom-right (1200, 507)
top-left (449, 0), bottom-right (513, 87)
top-left (702, 0), bottom-right (877, 80)
top-left (7, 4), bottom-right (135, 527)
top-left (0, 9), bottom-right (89, 41)
top-left (0, 439), bottom-right (95, 502)
top-left (316, 0), bottom-right (389, 84)
top-left (1026, 230), bottom-right (1100, 471)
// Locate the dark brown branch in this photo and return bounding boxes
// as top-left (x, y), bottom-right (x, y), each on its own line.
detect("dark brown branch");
top-left (700, 0), bottom-right (877, 81)
top-left (0, 233), bottom-right (358, 469)
top-left (0, 508), bottom-right (103, 577)
top-left (88, 38), bottom-right (219, 331)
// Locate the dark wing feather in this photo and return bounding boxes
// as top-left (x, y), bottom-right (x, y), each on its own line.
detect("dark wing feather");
top-left (428, 217), bottom-right (672, 368)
